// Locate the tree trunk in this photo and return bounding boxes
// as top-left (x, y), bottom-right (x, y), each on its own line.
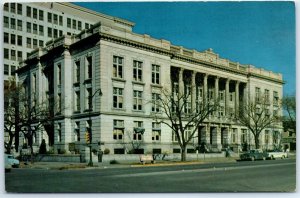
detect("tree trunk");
top-left (7, 134), bottom-right (14, 154)
top-left (254, 135), bottom-right (260, 149)
top-left (181, 145), bottom-right (187, 161)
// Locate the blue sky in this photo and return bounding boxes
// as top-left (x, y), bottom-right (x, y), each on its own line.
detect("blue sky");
top-left (75, 1), bottom-right (295, 96)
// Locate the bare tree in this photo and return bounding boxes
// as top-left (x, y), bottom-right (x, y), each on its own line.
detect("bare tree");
top-left (237, 98), bottom-right (281, 149)
top-left (154, 87), bottom-right (219, 161)
top-left (124, 129), bottom-right (145, 154)
top-left (282, 95), bottom-right (296, 132)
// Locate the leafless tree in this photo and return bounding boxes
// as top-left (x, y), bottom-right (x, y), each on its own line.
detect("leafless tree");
top-left (282, 95), bottom-right (296, 133)
top-left (237, 98), bottom-right (281, 149)
top-left (153, 87), bottom-right (219, 161)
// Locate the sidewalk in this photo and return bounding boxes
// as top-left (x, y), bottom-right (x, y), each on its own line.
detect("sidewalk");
top-left (19, 156), bottom-right (240, 170)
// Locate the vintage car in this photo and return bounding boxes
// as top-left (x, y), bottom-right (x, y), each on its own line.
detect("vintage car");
top-left (266, 150), bottom-right (288, 160)
top-left (240, 149), bottom-right (268, 161)
top-left (5, 154), bottom-right (20, 168)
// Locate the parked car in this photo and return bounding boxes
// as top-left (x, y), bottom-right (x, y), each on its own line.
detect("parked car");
top-left (5, 154), bottom-right (20, 168)
top-left (240, 149), bottom-right (268, 161)
top-left (266, 150), bottom-right (288, 160)
top-left (5, 154), bottom-right (12, 172)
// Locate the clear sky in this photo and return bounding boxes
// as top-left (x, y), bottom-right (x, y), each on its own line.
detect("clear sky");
top-left (75, 1), bottom-right (295, 96)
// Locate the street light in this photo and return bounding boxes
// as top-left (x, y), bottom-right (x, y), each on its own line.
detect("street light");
top-left (87, 88), bottom-right (102, 167)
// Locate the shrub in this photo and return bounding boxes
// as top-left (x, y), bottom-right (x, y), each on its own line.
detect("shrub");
top-left (104, 148), bottom-right (110, 154)
top-left (110, 159), bottom-right (119, 164)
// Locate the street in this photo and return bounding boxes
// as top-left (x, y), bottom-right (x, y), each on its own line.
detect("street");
top-left (5, 159), bottom-right (296, 193)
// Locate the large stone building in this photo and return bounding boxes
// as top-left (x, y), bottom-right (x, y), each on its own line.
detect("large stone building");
top-left (6, 2), bottom-right (284, 159)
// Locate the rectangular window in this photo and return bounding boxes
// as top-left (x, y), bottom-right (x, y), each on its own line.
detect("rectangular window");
top-left (33, 39), bottom-right (37, 49)
top-left (113, 120), bottom-right (124, 140)
top-left (17, 35), bottom-right (22, 46)
top-left (78, 21), bottom-right (82, 30)
top-left (86, 88), bottom-right (92, 110)
top-left (219, 91), bottom-right (225, 101)
top-left (59, 30), bottom-right (63, 37)
top-left (231, 128), bottom-right (237, 143)
top-left (39, 25), bottom-right (44, 36)
top-left (133, 121), bottom-right (143, 140)
top-left (133, 90), bottom-right (143, 111)
top-left (4, 3), bottom-right (9, 12)
top-left (17, 20), bottom-right (22, 31)
top-left (4, 49), bottom-right (9, 59)
top-left (53, 14), bottom-right (58, 24)
top-left (39, 10), bottom-right (44, 21)
top-left (255, 87), bottom-right (261, 103)
top-left (67, 18), bottom-right (71, 28)
top-left (4, 33), bottom-right (9, 43)
top-left (152, 122), bottom-right (161, 141)
top-left (54, 29), bottom-right (58, 38)
top-left (4, 17), bottom-right (9, 28)
top-left (75, 91), bottom-right (80, 111)
top-left (75, 60), bottom-right (80, 83)
top-left (184, 84), bottom-right (192, 114)
top-left (33, 8), bottom-right (37, 19)
top-left (113, 56), bottom-right (123, 78)
top-left (4, 65), bottom-right (9, 75)
top-left (133, 60), bottom-right (143, 82)
top-left (11, 65), bottom-right (16, 75)
top-left (152, 93), bottom-right (161, 112)
top-left (10, 18), bottom-right (16, 29)
top-left (85, 23), bottom-right (89, 29)
top-left (26, 6), bottom-right (31, 17)
top-left (17, 3), bottom-right (22, 15)
top-left (27, 22), bottom-right (31, 33)
top-left (10, 3), bottom-right (16, 13)
top-left (72, 19), bottom-right (76, 29)
top-left (11, 50), bottom-right (16, 61)
top-left (241, 129), bottom-right (247, 144)
top-left (151, 64), bottom-right (160, 84)
top-left (59, 16), bottom-right (63, 26)
top-left (48, 27), bottom-right (52, 38)
top-left (273, 91), bottom-right (279, 106)
top-left (74, 122), bottom-right (80, 142)
top-left (17, 51), bottom-right (22, 61)
top-left (39, 40), bottom-right (44, 47)
top-left (33, 24), bottom-right (37, 34)
top-left (47, 12), bottom-right (52, 23)
top-left (264, 89), bottom-right (270, 103)
top-left (113, 87), bottom-right (123, 109)
top-left (86, 56), bottom-right (92, 79)
top-left (218, 106), bottom-right (225, 117)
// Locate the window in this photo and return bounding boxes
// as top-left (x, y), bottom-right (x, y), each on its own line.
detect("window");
top-left (17, 20), bottom-right (22, 31)
top-left (10, 3), bottom-right (16, 13)
top-left (33, 8), bottom-right (37, 19)
top-left (74, 122), bottom-right (80, 142)
top-left (39, 10), bottom-right (44, 21)
top-left (4, 3), bottom-right (9, 12)
top-left (86, 56), bottom-right (92, 79)
top-left (152, 122), bottom-right (161, 141)
top-left (231, 128), bottom-right (237, 143)
top-left (255, 87), bottom-right (261, 102)
top-left (133, 121), bottom-right (143, 140)
top-left (11, 66), bottom-right (16, 76)
top-left (151, 64), bottom-right (160, 84)
top-left (273, 91), bottom-right (279, 106)
top-left (4, 49), bottom-right (9, 59)
top-left (85, 23), bottom-right (89, 29)
top-left (4, 17), bottom-right (9, 28)
top-left (113, 56), bottom-right (123, 78)
top-left (230, 93), bottom-right (233, 102)
top-left (219, 91), bottom-right (225, 101)
top-left (53, 14), bottom-right (58, 24)
top-left (184, 84), bottom-right (192, 114)
top-left (17, 35), bottom-right (22, 46)
top-left (4, 33), bottom-right (9, 43)
top-left (75, 91), bottom-right (80, 111)
top-left (26, 37), bottom-right (31, 48)
top-left (72, 19), bottom-right (76, 29)
top-left (172, 131), bottom-right (178, 142)
top-left (133, 60), bottom-right (142, 81)
top-left (265, 130), bottom-right (270, 144)
top-left (86, 88), bottom-right (92, 110)
top-left (113, 120), bottom-right (124, 140)
top-left (57, 123), bottom-right (62, 142)
top-left (241, 129), bottom-right (247, 143)
top-left (11, 50), bottom-right (16, 61)
top-left (26, 6), bottom-right (31, 17)
top-left (208, 89), bottom-right (214, 101)
top-left (10, 18), bottom-right (16, 29)
top-left (264, 89), bottom-right (270, 103)
top-left (133, 90), bottom-right (143, 111)
top-left (47, 12), bottom-right (52, 23)
top-left (17, 3), bottom-right (22, 15)
top-left (17, 51), bottom-right (22, 61)
top-left (39, 25), bottom-right (44, 36)
top-left (33, 24), bottom-right (37, 34)
top-left (48, 27), bottom-right (52, 38)
top-left (59, 16), bottom-right (63, 26)
top-left (218, 106), bottom-right (225, 117)
top-left (57, 93), bottom-right (61, 113)
top-left (78, 21), bottom-right (82, 30)
top-left (54, 29), bottom-right (58, 38)
top-left (152, 93), bottom-right (160, 112)
top-left (67, 18), bottom-right (71, 28)
top-left (39, 40), bottom-right (44, 47)
top-left (33, 39), bottom-right (37, 49)
top-left (113, 88), bottom-right (123, 109)
top-left (57, 64), bottom-right (61, 85)
top-left (4, 65), bottom-right (9, 75)
top-left (196, 86), bottom-right (203, 113)
top-left (75, 60), bottom-right (80, 83)
top-left (27, 22), bottom-right (31, 33)
top-left (59, 30), bottom-right (63, 37)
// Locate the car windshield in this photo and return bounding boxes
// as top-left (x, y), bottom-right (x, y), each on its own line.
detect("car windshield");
top-left (7, 155), bottom-right (14, 159)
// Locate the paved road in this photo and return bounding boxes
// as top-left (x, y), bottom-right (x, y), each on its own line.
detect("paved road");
top-left (5, 159), bottom-right (296, 193)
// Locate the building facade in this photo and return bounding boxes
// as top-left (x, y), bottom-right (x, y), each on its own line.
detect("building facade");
top-left (16, 15), bottom-right (284, 158)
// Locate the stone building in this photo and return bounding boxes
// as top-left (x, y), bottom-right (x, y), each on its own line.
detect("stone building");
top-left (17, 16), bottom-right (284, 159)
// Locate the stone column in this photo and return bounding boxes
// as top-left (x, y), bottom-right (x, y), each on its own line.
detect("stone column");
top-left (235, 81), bottom-right (240, 116)
top-left (179, 68), bottom-right (184, 95)
top-left (225, 79), bottom-right (230, 116)
top-left (191, 71), bottom-right (196, 111)
top-left (214, 76), bottom-right (219, 116)
top-left (203, 73), bottom-right (208, 104)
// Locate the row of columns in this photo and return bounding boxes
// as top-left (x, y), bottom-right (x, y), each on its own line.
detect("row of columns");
top-left (176, 67), bottom-right (246, 117)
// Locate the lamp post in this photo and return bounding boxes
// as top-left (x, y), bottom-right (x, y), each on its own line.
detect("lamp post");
top-left (87, 88), bottom-right (102, 167)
